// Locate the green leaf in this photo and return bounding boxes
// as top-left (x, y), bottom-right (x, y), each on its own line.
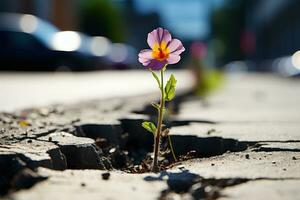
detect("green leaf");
top-left (164, 74), bottom-right (177, 101)
top-left (150, 70), bottom-right (160, 88)
top-left (142, 121), bottom-right (157, 136)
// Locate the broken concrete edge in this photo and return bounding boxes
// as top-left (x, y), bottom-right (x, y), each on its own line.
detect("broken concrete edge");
top-left (1, 119), bottom-right (266, 197)
top-left (1, 126), bottom-right (262, 171)
top-left (1, 123), bottom-right (299, 199)
top-left (2, 101), bottom-right (281, 174)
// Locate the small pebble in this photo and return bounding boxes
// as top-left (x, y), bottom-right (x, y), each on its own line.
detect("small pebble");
top-left (245, 154), bottom-right (250, 159)
top-left (102, 172), bottom-right (110, 180)
top-left (207, 129), bottom-right (216, 135)
top-left (292, 156), bottom-right (297, 160)
top-left (177, 165), bottom-right (185, 170)
top-left (272, 161), bottom-right (276, 164)
top-left (211, 163), bottom-right (215, 166)
top-left (109, 148), bottom-right (116, 154)
top-left (81, 182), bottom-right (86, 187)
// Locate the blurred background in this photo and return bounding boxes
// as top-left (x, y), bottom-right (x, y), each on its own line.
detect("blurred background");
top-left (0, 0), bottom-right (300, 110)
top-left (0, 0), bottom-right (299, 74)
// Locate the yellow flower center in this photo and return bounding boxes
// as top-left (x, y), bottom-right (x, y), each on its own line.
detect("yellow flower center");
top-left (152, 41), bottom-right (170, 61)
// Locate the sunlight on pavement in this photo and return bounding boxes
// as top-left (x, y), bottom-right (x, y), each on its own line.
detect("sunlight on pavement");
top-left (0, 70), bottom-right (194, 112)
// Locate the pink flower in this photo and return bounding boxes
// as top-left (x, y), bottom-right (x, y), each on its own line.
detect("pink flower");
top-left (138, 27), bottom-right (185, 70)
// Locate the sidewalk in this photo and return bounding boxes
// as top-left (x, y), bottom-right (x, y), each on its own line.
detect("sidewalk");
top-left (1, 72), bottom-right (300, 200)
top-left (0, 70), bottom-right (194, 112)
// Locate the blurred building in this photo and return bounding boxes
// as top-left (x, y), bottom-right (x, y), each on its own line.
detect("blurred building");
top-left (0, 0), bottom-right (79, 30)
top-left (123, 0), bottom-right (160, 50)
top-left (246, 0), bottom-right (300, 70)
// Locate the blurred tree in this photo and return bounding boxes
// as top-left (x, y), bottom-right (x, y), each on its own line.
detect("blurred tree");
top-left (79, 0), bottom-right (125, 42)
top-left (211, 0), bottom-right (248, 65)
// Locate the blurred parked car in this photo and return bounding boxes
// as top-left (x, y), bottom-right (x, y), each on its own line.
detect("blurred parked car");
top-left (0, 13), bottom-right (111, 71)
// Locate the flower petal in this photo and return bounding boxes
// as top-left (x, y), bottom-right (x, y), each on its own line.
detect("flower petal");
top-left (138, 57), bottom-right (151, 66)
top-left (147, 32), bottom-right (158, 49)
top-left (139, 59), bottom-right (151, 67)
top-left (167, 39), bottom-right (185, 55)
top-left (167, 54), bottom-right (181, 64)
top-left (146, 59), bottom-right (167, 70)
top-left (147, 27), bottom-right (172, 49)
top-left (158, 27), bottom-right (172, 44)
top-left (138, 49), bottom-right (152, 66)
top-left (138, 49), bottom-right (152, 59)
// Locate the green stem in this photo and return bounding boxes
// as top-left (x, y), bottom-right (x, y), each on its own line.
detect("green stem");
top-left (168, 135), bottom-right (177, 162)
top-left (152, 69), bottom-right (165, 172)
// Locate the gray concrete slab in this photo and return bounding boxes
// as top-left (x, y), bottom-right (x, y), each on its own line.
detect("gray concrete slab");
top-left (170, 122), bottom-right (300, 142)
top-left (171, 151), bottom-right (300, 179)
top-left (0, 70), bottom-right (194, 112)
top-left (219, 180), bottom-right (300, 200)
top-left (178, 73), bottom-right (300, 122)
top-left (10, 168), bottom-right (166, 200)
